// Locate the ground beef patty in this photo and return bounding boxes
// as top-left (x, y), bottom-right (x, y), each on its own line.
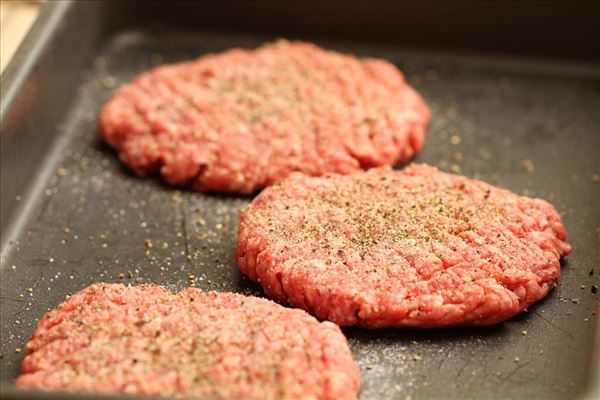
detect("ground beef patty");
top-left (99, 40), bottom-right (429, 193)
top-left (16, 283), bottom-right (360, 399)
top-left (237, 164), bottom-right (572, 328)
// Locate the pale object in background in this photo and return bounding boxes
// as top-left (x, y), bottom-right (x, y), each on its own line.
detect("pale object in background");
top-left (1, 0), bottom-right (41, 73)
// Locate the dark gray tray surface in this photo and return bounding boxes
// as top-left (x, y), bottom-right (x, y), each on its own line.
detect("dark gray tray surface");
top-left (1, 31), bottom-right (599, 400)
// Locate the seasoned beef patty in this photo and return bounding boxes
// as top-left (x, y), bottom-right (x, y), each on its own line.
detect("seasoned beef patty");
top-left (99, 40), bottom-right (429, 193)
top-left (237, 164), bottom-right (572, 327)
top-left (16, 283), bottom-right (360, 399)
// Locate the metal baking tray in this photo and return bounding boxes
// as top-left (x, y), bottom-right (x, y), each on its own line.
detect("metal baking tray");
top-left (1, 1), bottom-right (599, 399)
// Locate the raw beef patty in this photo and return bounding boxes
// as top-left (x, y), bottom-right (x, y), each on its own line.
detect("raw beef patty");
top-left (16, 283), bottom-right (360, 399)
top-left (99, 40), bottom-right (430, 193)
top-left (237, 164), bottom-right (572, 327)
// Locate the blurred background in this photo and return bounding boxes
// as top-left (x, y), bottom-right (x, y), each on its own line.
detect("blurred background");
top-left (0, 0), bottom-right (40, 72)
top-left (1, 0), bottom-right (599, 73)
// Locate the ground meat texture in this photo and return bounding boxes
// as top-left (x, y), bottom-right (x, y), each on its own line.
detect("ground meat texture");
top-left (16, 283), bottom-right (360, 399)
top-left (237, 164), bottom-right (572, 328)
top-left (99, 40), bottom-right (429, 194)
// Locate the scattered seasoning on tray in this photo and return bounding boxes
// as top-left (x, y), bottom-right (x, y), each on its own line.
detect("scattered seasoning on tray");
top-left (101, 76), bottom-right (116, 89)
top-left (480, 150), bottom-right (492, 161)
top-left (171, 191), bottom-right (182, 203)
top-left (448, 102), bottom-right (460, 113)
top-left (450, 164), bottom-right (461, 173)
top-left (514, 357), bottom-right (520, 363)
top-left (150, 54), bottom-right (163, 66)
top-left (94, 56), bottom-right (107, 69)
top-left (592, 174), bottom-right (600, 183)
top-left (453, 152), bottom-right (464, 162)
top-left (592, 285), bottom-right (598, 294)
top-left (425, 69), bottom-right (438, 81)
top-left (571, 298), bottom-right (580, 304)
top-left (522, 159), bottom-right (535, 172)
top-left (102, 76), bottom-right (117, 89)
top-left (521, 330), bottom-right (528, 336)
top-left (450, 135), bottom-right (461, 145)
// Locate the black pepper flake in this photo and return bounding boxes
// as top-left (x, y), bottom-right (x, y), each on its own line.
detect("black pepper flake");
top-left (592, 285), bottom-right (598, 294)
